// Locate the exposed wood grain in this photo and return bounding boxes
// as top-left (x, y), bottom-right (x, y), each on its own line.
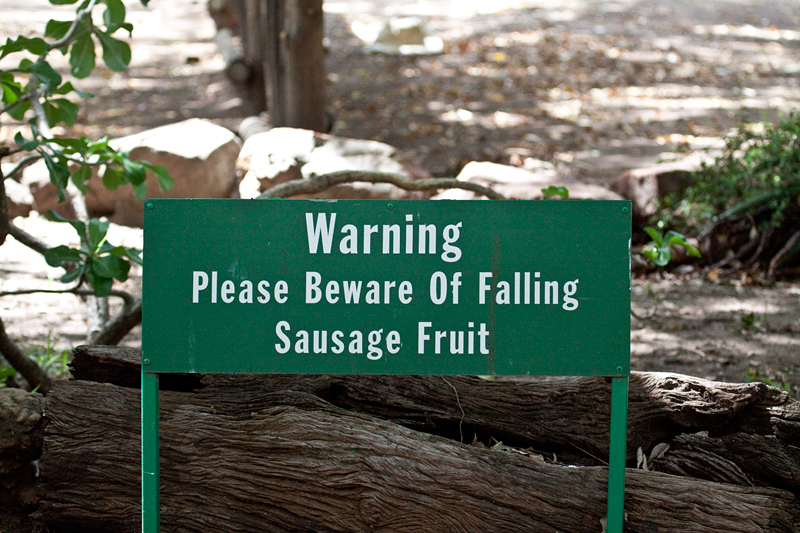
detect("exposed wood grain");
top-left (71, 346), bottom-right (800, 457)
top-left (39, 380), bottom-right (798, 533)
top-left (0, 388), bottom-right (45, 475)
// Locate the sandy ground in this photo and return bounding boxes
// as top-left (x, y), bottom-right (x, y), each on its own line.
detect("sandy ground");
top-left (0, 0), bottom-right (798, 395)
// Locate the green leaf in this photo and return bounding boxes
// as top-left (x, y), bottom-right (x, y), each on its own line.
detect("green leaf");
top-left (45, 19), bottom-right (72, 40)
top-left (119, 22), bottom-right (134, 36)
top-left (0, 366), bottom-right (19, 383)
top-left (94, 30), bottom-right (131, 71)
top-left (685, 244), bottom-right (701, 258)
top-left (43, 101), bottom-right (62, 128)
top-left (49, 0), bottom-right (80, 4)
top-left (31, 60), bottom-right (63, 89)
top-left (44, 245), bottom-right (83, 267)
top-left (103, 0), bottom-right (127, 28)
top-left (48, 210), bottom-right (88, 244)
top-left (144, 163), bottom-right (173, 192)
top-left (104, 244), bottom-right (143, 265)
top-left (541, 185), bottom-right (569, 200)
top-left (0, 74), bottom-right (22, 105)
top-left (87, 218), bottom-right (110, 251)
top-left (97, 241), bottom-right (117, 254)
top-left (101, 165), bottom-right (123, 190)
top-left (6, 99), bottom-right (30, 120)
top-left (71, 164), bottom-right (92, 194)
top-left (14, 132), bottom-right (39, 151)
top-left (122, 158), bottom-right (146, 185)
top-left (41, 150), bottom-right (71, 201)
top-left (50, 136), bottom-right (89, 152)
top-left (653, 247), bottom-right (671, 267)
top-left (86, 137), bottom-right (111, 152)
top-left (131, 180), bottom-right (147, 202)
top-left (643, 226), bottom-right (663, 246)
top-left (54, 81), bottom-right (93, 98)
top-left (85, 269), bottom-right (114, 296)
top-left (1, 81), bottom-right (18, 105)
top-left (60, 264), bottom-right (85, 284)
top-left (53, 98), bottom-right (80, 125)
top-left (0, 36), bottom-right (49, 60)
top-left (124, 247), bottom-right (143, 265)
top-left (69, 33), bottom-right (96, 79)
top-left (93, 254), bottom-right (130, 281)
top-left (663, 231), bottom-right (686, 247)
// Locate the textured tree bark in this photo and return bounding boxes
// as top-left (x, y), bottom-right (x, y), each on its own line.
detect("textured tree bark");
top-left (281, 0), bottom-right (326, 131)
top-left (39, 380), bottom-right (798, 533)
top-left (70, 346), bottom-right (800, 459)
top-left (0, 317), bottom-right (52, 394)
top-left (0, 388), bottom-right (45, 475)
top-left (263, 0), bottom-right (284, 123)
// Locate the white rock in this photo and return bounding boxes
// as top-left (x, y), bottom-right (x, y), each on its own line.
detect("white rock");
top-left (20, 119), bottom-right (241, 227)
top-left (86, 118), bottom-right (241, 227)
top-left (433, 161), bottom-right (623, 201)
top-left (236, 128), bottom-right (433, 199)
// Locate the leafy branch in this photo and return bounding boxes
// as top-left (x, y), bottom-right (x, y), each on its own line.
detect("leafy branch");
top-left (0, 0), bottom-right (162, 393)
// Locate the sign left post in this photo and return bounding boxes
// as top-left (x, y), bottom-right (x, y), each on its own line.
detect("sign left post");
top-left (141, 371), bottom-right (160, 533)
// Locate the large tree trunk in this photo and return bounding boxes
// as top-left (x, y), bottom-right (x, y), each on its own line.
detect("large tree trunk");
top-left (262, 0), bottom-right (326, 131)
top-left (39, 379), bottom-right (798, 533)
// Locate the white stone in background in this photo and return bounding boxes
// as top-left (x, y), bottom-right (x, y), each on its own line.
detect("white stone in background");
top-left (4, 176), bottom-right (34, 219)
top-left (87, 118), bottom-right (241, 227)
top-left (19, 119), bottom-right (241, 227)
top-left (236, 128), bottom-right (434, 199)
top-left (433, 161), bottom-right (623, 201)
top-left (613, 159), bottom-right (704, 223)
top-left (366, 17), bottom-right (444, 55)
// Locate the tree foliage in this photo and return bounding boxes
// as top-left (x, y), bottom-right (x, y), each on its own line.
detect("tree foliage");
top-left (0, 0), bottom-right (170, 391)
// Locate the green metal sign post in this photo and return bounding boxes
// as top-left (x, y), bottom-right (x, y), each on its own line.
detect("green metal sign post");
top-left (142, 199), bottom-right (631, 532)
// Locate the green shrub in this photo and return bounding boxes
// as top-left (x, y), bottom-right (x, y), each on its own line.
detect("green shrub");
top-left (686, 110), bottom-right (800, 229)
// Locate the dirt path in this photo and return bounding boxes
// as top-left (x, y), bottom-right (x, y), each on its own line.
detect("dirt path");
top-left (0, 0), bottom-right (798, 395)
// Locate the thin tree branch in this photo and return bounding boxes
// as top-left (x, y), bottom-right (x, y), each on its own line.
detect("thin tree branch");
top-left (91, 297), bottom-right (142, 346)
top-left (0, 316), bottom-right (52, 394)
top-left (0, 149), bottom-right (10, 246)
top-left (0, 287), bottom-right (135, 308)
top-left (7, 222), bottom-right (50, 255)
top-left (0, 95), bottom-right (31, 117)
top-left (29, 65), bottom-right (110, 341)
top-left (768, 229), bottom-right (800, 278)
top-left (47, 0), bottom-right (99, 51)
top-left (5, 154), bottom-right (42, 181)
top-left (257, 171), bottom-right (506, 200)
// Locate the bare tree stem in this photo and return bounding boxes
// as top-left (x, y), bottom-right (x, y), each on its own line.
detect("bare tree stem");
top-left (0, 316), bottom-right (52, 394)
top-left (8, 222), bottom-right (50, 255)
top-left (92, 298), bottom-right (142, 346)
top-left (257, 171), bottom-right (505, 200)
top-left (5, 154), bottom-right (42, 181)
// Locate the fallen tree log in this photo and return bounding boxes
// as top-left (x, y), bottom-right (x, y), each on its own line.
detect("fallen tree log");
top-left (652, 431), bottom-right (800, 493)
top-left (39, 379), bottom-right (798, 533)
top-left (70, 346), bottom-right (800, 483)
